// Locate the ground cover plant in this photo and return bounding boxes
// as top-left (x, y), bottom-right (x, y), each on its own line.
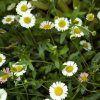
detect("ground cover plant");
top-left (0, 0), bottom-right (100, 100)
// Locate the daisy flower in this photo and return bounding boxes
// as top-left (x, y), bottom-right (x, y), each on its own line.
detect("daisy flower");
top-left (80, 40), bottom-right (92, 51)
top-left (2, 15), bottom-right (15, 24)
top-left (70, 17), bottom-right (82, 26)
top-left (86, 13), bottom-right (94, 21)
top-left (49, 81), bottom-right (68, 100)
top-left (97, 11), bottom-right (100, 20)
top-left (70, 26), bottom-right (84, 38)
top-left (78, 72), bottom-right (89, 82)
top-left (40, 21), bottom-right (54, 30)
top-left (0, 89), bottom-right (7, 100)
top-left (54, 17), bottom-right (69, 31)
top-left (62, 61), bottom-right (78, 76)
top-left (0, 68), bottom-right (11, 84)
top-left (11, 62), bottom-right (27, 77)
top-left (16, 1), bottom-right (33, 15)
top-left (19, 13), bottom-right (36, 28)
top-left (0, 53), bottom-right (6, 67)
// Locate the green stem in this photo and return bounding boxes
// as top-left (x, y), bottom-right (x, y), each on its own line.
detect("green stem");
top-left (71, 40), bottom-right (89, 68)
top-left (22, 81), bottom-right (29, 100)
top-left (28, 28), bottom-right (37, 45)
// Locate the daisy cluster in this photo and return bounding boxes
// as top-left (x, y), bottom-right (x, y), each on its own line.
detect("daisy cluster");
top-left (0, 54), bottom-right (88, 100)
top-left (43, 60), bottom-right (89, 100)
top-left (2, 0), bottom-right (99, 51)
top-left (0, 53), bottom-right (27, 84)
top-left (0, 53), bottom-right (27, 100)
top-left (2, 1), bottom-right (36, 28)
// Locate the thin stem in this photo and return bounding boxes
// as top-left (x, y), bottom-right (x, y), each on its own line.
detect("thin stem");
top-left (31, 60), bottom-right (51, 64)
top-left (49, 32), bottom-right (55, 45)
top-left (28, 28), bottom-right (37, 44)
top-left (87, 82), bottom-right (100, 86)
top-left (71, 84), bottom-right (80, 100)
top-left (42, 85), bottom-right (48, 91)
top-left (22, 81), bottom-right (29, 100)
top-left (81, 84), bottom-right (96, 93)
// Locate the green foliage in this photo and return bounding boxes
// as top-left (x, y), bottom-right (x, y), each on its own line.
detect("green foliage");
top-left (0, 0), bottom-right (100, 100)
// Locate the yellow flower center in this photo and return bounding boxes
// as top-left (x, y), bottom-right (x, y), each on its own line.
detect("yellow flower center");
top-left (73, 27), bottom-right (81, 34)
top-left (6, 17), bottom-right (12, 22)
top-left (66, 66), bottom-right (73, 72)
top-left (43, 24), bottom-right (51, 30)
top-left (83, 43), bottom-right (88, 48)
top-left (11, 65), bottom-right (24, 72)
top-left (73, 20), bottom-right (79, 24)
top-left (81, 76), bottom-right (88, 81)
top-left (1, 73), bottom-right (9, 80)
top-left (87, 14), bottom-right (94, 21)
top-left (24, 17), bottom-right (31, 24)
top-left (54, 86), bottom-right (63, 96)
top-left (58, 20), bottom-right (66, 28)
top-left (21, 5), bottom-right (28, 12)
top-left (0, 57), bottom-right (2, 62)
top-left (16, 65), bottom-right (24, 72)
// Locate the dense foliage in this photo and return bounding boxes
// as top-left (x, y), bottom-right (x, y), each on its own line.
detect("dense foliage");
top-left (0, 0), bottom-right (100, 100)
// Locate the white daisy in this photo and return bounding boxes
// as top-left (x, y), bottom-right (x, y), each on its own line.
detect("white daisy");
top-left (0, 68), bottom-right (11, 84)
top-left (2, 15), bottom-right (15, 24)
top-left (0, 89), bottom-right (7, 100)
top-left (70, 26), bottom-right (84, 38)
top-left (0, 54), bottom-right (6, 67)
top-left (62, 61), bottom-right (78, 76)
top-left (97, 11), bottom-right (100, 20)
top-left (19, 13), bottom-right (36, 28)
top-left (80, 40), bottom-right (92, 51)
top-left (49, 81), bottom-right (68, 100)
top-left (40, 21), bottom-right (54, 30)
top-left (11, 62), bottom-right (27, 77)
top-left (70, 17), bottom-right (82, 26)
top-left (54, 17), bottom-right (69, 31)
top-left (16, 1), bottom-right (32, 15)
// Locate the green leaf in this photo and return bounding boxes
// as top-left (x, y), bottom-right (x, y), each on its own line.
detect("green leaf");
top-left (38, 44), bottom-right (45, 60)
top-left (34, 81), bottom-right (43, 89)
top-left (83, 51), bottom-right (95, 61)
top-left (59, 45), bottom-right (69, 55)
top-left (28, 64), bottom-right (34, 71)
top-left (71, 7), bottom-right (80, 20)
top-left (73, 0), bottom-right (80, 8)
top-left (85, 93), bottom-right (100, 100)
top-left (0, 1), bottom-right (5, 13)
top-left (31, 1), bottom-right (49, 10)
top-left (68, 52), bottom-right (79, 60)
top-left (92, 52), bottom-right (100, 64)
top-left (60, 32), bottom-right (67, 44)
top-left (58, 0), bottom-right (71, 13)
top-left (50, 53), bottom-right (60, 68)
top-left (45, 65), bottom-right (52, 74)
